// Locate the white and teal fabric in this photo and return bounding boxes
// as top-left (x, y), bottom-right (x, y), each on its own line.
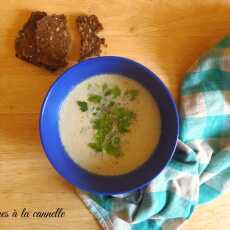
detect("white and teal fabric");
top-left (77, 35), bottom-right (230, 230)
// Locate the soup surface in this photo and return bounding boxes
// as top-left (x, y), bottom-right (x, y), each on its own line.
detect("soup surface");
top-left (59, 74), bottom-right (161, 175)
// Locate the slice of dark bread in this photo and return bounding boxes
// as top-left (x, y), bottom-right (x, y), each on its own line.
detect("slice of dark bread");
top-left (36, 14), bottom-right (71, 71)
top-left (76, 15), bottom-right (105, 60)
top-left (15, 12), bottom-right (71, 71)
top-left (15, 11), bottom-right (47, 65)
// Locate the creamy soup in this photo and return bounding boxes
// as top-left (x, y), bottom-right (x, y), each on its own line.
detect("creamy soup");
top-left (59, 74), bottom-right (161, 176)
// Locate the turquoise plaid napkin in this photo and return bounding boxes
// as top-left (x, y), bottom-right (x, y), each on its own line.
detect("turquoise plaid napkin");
top-left (77, 34), bottom-right (230, 230)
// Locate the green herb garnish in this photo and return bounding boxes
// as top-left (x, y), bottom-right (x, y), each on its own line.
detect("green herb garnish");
top-left (108, 101), bottom-right (115, 107)
top-left (111, 85), bottom-right (121, 98)
top-left (104, 142), bottom-right (120, 156)
top-left (111, 106), bottom-right (136, 133)
top-left (78, 83), bottom-right (139, 157)
top-left (124, 89), bottom-right (139, 101)
top-left (102, 83), bottom-right (108, 92)
top-left (77, 101), bottom-right (88, 112)
top-left (88, 94), bottom-right (102, 103)
top-left (93, 113), bottom-right (113, 134)
top-left (88, 142), bottom-right (102, 152)
top-left (103, 85), bottom-right (121, 98)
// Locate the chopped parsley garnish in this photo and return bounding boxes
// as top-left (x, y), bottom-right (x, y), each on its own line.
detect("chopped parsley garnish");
top-left (111, 107), bottom-right (136, 133)
top-left (88, 142), bottom-right (102, 152)
top-left (124, 89), bottom-right (139, 101)
top-left (102, 83), bottom-right (108, 91)
top-left (93, 113), bottom-right (113, 134)
top-left (88, 94), bottom-right (102, 103)
top-left (104, 89), bottom-right (112, 96)
top-left (111, 85), bottom-right (121, 98)
top-left (104, 142), bottom-right (120, 156)
top-left (108, 101), bottom-right (115, 107)
top-left (77, 101), bottom-right (88, 112)
top-left (77, 83), bottom-right (139, 157)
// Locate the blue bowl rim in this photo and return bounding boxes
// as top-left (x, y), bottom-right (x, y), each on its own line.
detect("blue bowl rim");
top-left (39, 55), bottom-right (179, 195)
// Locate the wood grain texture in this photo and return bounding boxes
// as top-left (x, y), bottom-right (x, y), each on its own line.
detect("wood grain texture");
top-left (0, 0), bottom-right (230, 229)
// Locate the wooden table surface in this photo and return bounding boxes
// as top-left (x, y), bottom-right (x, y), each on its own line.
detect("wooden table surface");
top-left (1, 0), bottom-right (230, 229)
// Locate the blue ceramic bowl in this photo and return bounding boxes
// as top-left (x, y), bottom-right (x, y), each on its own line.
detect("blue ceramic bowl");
top-left (40, 56), bottom-right (179, 195)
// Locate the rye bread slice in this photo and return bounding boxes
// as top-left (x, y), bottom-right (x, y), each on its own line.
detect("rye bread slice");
top-left (76, 15), bottom-right (105, 60)
top-left (15, 12), bottom-right (71, 71)
top-left (15, 11), bottom-right (47, 65)
top-left (36, 14), bottom-right (71, 71)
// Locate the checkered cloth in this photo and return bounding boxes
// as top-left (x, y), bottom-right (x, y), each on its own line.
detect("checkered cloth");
top-left (77, 34), bottom-right (230, 230)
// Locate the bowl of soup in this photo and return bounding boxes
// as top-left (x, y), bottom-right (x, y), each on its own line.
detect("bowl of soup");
top-left (39, 56), bottom-right (179, 195)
